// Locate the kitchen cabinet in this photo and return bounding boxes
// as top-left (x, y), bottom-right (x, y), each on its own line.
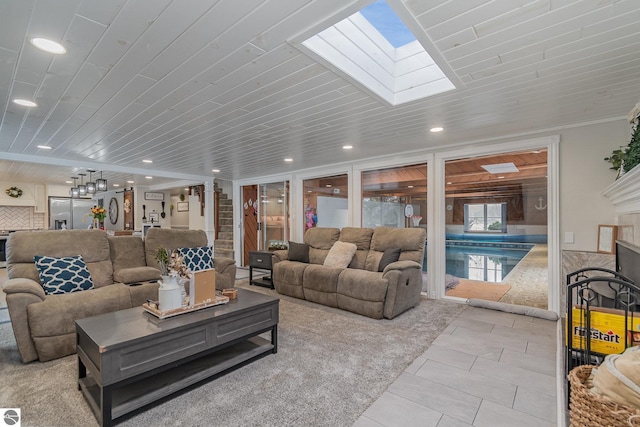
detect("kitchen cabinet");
top-left (34, 184), bottom-right (46, 213)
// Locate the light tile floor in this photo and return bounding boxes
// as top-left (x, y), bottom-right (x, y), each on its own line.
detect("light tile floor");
top-left (354, 305), bottom-right (560, 427)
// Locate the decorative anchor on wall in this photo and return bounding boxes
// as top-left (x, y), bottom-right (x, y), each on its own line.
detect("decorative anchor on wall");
top-left (535, 197), bottom-right (547, 210)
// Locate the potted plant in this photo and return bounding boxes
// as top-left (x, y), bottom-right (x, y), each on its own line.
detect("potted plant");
top-left (605, 123), bottom-right (640, 178)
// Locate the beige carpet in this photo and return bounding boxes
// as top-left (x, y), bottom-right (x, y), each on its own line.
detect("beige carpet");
top-left (445, 279), bottom-right (511, 302)
top-left (0, 279), bottom-right (465, 427)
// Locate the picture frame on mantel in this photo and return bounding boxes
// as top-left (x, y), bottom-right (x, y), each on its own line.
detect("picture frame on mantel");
top-left (177, 201), bottom-right (189, 212)
top-left (597, 224), bottom-right (618, 255)
top-left (144, 192), bottom-right (164, 201)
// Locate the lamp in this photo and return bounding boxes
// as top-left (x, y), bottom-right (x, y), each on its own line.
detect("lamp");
top-left (96, 171), bottom-right (107, 192)
top-left (86, 170), bottom-right (96, 194)
top-left (69, 177), bottom-right (79, 198)
top-left (77, 173), bottom-right (87, 196)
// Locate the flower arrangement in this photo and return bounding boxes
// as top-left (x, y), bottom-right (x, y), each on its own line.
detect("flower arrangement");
top-left (155, 246), bottom-right (192, 279)
top-left (91, 206), bottom-right (106, 221)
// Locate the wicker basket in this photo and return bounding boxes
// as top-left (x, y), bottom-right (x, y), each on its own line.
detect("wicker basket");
top-left (569, 365), bottom-right (640, 427)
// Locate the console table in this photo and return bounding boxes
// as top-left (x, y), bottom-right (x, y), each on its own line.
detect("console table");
top-left (76, 288), bottom-right (278, 426)
top-left (249, 250), bottom-right (274, 289)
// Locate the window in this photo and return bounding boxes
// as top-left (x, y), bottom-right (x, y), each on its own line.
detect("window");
top-left (464, 203), bottom-right (506, 232)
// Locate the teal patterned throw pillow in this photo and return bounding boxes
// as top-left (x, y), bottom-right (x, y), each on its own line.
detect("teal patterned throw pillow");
top-left (34, 255), bottom-right (94, 295)
top-left (178, 246), bottom-right (214, 272)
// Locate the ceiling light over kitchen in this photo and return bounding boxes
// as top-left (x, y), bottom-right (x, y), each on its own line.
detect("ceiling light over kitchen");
top-left (212, 169), bottom-right (220, 173)
top-left (77, 173), bottom-right (87, 196)
top-left (127, 180), bottom-right (134, 184)
top-left (343, 145), bottom-right (353, 150)
top-left (430, 127), bottom-right (444, 133)
top-left (96, 171), bottom-right (108, 192)
top-left (30, 37), bottom-right (66, 54)
top-left (113, 184), bottom-right (120, 187)
top-left (284, 158), bottom-right (293, 162)
top-left (145, 176), bottom-right (153, 179)
top-left (37, 145), bottom-right (52, 149)
top-left (13, 99), bottom-right (37, 107)
top-left (85, 170), bottom-right (96, 194)
top-left (142, 159), bottom-right (153, 164)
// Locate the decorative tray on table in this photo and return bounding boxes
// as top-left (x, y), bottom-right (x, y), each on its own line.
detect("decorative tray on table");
top-left (142, 295), bottom-right (230, 319)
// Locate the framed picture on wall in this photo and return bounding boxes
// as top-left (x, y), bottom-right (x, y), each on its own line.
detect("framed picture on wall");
top-left (177, 201), bottom-right (189, 212)
top-left (597, 225), bottom-right (618, 254)
top-left (144, 192), bottom-right (164, 201)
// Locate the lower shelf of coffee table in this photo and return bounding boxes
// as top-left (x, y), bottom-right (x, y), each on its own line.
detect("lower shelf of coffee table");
top-left (79, 336), bottom-right (273, 421)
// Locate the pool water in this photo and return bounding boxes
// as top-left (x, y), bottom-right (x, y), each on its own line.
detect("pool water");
top-left (424, 242), bottom-right (533, 283)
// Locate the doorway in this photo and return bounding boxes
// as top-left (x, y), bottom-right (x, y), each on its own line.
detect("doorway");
top-left (241, 181), bottom-right (289, 265)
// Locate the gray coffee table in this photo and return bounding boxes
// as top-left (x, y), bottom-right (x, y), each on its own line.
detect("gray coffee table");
top-left (76, 288), bottom-right (278, 427)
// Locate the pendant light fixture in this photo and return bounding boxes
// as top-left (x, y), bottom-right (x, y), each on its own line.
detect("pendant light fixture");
top-left (96, 171), bottom-right (107, 192)
top-left (69, 177), bottom-right (79, 198)
top-left (86, 170), bottom-right (96, 194)
top-left (77, 173), bottom-right (87, 196)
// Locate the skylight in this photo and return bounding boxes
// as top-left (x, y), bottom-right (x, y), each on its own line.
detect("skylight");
top-left (360, 1), bottom-right (416, 48)
top-left (481, 163), bottom-right (520, 174)
top-left (299, 0), bottom-right (456, 106)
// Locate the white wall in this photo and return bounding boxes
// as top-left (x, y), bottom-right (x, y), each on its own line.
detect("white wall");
top-left (559, 120), bottom-right (628, 251)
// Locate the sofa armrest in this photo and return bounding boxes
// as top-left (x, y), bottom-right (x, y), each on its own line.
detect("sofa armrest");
top-left (213, 257), bottom-right (237, 290)
top-left (2, 278), bottom-right (46, 362)
top-left (272, 250), bottom-right (288, 264)
top-left (382, 260), bottom-right (421, 275)
top-left (3, 277), bottom-right (46, 300)
top-left (381, 261), bottom-right (423, 319)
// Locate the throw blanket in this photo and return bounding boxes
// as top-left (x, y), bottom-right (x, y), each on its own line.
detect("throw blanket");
top-left (591, 346), bottom-right (640, 409)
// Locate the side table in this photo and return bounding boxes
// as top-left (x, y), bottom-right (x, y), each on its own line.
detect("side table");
top-left (249, 250), bottom-right (274, 289)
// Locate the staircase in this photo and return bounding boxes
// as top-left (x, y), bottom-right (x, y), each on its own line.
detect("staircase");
top-left (214, 187), bottom-right (234, 260)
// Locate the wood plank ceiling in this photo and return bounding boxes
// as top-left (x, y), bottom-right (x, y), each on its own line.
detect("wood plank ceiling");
top-left (0, 0), bottom-right (638, 190)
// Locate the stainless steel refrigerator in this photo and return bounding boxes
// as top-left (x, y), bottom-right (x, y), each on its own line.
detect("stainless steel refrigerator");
top-left (49, 197), bottom-right (97, 230)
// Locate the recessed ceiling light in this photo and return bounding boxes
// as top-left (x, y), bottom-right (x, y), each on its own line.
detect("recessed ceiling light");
top-left (212, 169), bottom-right (220, 173)
top-left (13, 98), bottom-right (37, 107)
top-left (284, 158), bottom-right (293, 162)
top-left (37, 145), bottom-right (52, 149)
top-left (30, 37), bottom-right (66, 54)
top-left (145, 176), bottom-right (153, 179)
top-left (307, 190), bottom-right (312, 193)
top-left (142, 159), bottom-right (153, 164)
top-left (127, 180), bottom-right (134, 184)
top-left (446, 182), bottom-right (453, 185)
top-left (342, 145), bottom-right (353, 150)
top-left (325, 184), bottom-right (332, 188)
top-left (185, 188), bottom-right (189, 191)
top-left (498, 176), bottom-right (505, 179)
top-left (113, 184), bottom-right (120, 187)
top-left (430, 127), bottom-right (444, 133)
top-left (407, 185), bottom-right (414, 188)
top-left (65, 180), bottom-right (73, 184)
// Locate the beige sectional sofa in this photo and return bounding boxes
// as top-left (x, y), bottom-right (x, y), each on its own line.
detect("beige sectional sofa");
top-left (2, 228), bottom-right (236, 363)
top-left (272, 227), bottom-right (426, 319)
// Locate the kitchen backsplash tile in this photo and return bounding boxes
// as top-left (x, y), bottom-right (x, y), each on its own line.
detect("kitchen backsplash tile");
top-left (0, 206), bottom-right (44, 230)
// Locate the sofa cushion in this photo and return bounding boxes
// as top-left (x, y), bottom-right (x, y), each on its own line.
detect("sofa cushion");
top-left (378, 248), bottom-right (401, 272)
top-left (34, 255), bottom-right (94, 295)
top-left (288, 241), bottom-right (309, 263)
top-left (365, 227), bottom-right (426, 271)
top-left (302, 264), bottom-right (341, 307)
top-left (304, 227), bottom-right (340, 265)
top-left (178, 246), bottom-right (213, 271)
top-left (324, 241), bottom-right (357, 269)
top-left (114, 266), bottom-right (161, 284)
top-left (273, 260), bottom-right (308, 299)
top-left (144, 228), bottom-right (208, 270)
top-left (339, 227), bottom-right (374, 269)
top-left (337, 269), bottom-right (389, 319)
top-left (8, 229), bottom-right (114, 287)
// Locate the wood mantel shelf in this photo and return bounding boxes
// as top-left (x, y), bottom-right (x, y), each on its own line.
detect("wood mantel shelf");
top-left (602, 164), bottom-right (640, 214)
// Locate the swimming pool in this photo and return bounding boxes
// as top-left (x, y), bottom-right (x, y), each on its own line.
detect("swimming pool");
top-left (424, 241), bottom-right (534, 282)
